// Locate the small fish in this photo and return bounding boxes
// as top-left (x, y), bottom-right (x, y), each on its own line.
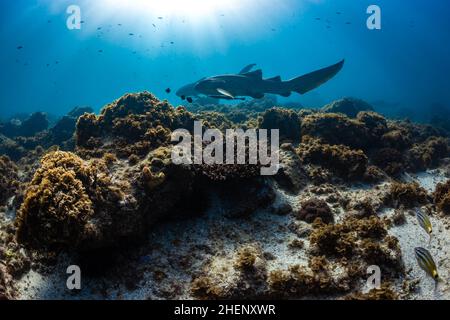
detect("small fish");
top-left (17, 46), bottom-right (23, 50)
top-left (416, 209), bottom-right (432, 235)
top-left (158, 17), bottom-right (163, 20)
top-left (98, 49), bottom-right (103, 53)
top-left (186, 97), bottom-right (193, 103)
top-left (315, 18), bottom-right (321, 21)
top-left (129, 33), bottom-right (134, 36)
top-left (336, 11), bottom-right (342, 15)
top-left (165, 88), bottom-right (171, 94)
top-left (152, 24), bottom-right (156, 28)
top-left (345, 22), bottom-right (352, 25)
top-left (415, 247), bottom-right (439, 281)
top-left (97, 27), bottom-right (102, 30)
top-left (80, 20), bottom-right (85, 24)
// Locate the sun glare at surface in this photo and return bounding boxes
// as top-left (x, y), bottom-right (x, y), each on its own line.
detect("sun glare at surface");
top-left (101, 0), bottom-right (245, 19)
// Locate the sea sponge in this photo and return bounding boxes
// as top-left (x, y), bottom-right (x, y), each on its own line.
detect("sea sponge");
top-left (298, 137), bottom-right (368, 179)
top-left (259, 107), bottom-right (302, 142)
top-left (386, 182), bottom-right (428, 208)
top-left (433, 180), bottom-right (450, 215)
top-left (301, 113), bottom-right (369, 149)
top-left (296, 198), bottom-right (334, 224)
top-left (322, 98), bottom-right (374, 118)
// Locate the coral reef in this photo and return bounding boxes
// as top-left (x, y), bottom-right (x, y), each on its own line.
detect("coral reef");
top-left (322, 97), bottom-right (374, 118)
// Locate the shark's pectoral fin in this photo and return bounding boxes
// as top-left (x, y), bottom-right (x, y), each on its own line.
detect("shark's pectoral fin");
top-left (217, 88), bottom-right (235, 99)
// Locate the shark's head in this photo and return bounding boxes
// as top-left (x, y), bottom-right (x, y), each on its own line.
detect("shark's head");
top-left (176, 83), bottom-right (197, 99)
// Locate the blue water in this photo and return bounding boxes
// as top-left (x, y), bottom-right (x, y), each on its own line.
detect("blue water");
top-left (1, 0), bottom-right (449, 120)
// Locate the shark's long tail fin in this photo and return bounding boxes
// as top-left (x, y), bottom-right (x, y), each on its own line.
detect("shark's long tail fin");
top-left (287, 59), bottom-right (345, 95)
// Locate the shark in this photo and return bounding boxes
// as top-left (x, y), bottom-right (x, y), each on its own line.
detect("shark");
top-left (176, 64), bottom-right (257, 100)
top-left (193, 59), bottom-right (345, 100)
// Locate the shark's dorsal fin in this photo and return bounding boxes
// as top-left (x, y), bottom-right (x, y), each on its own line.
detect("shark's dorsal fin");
top-left (239, 64), bottom-right (257, 74)
top-left (243, 69), bottom-right (263, 79)
top-left (267, 76), bottom-right (282, 82)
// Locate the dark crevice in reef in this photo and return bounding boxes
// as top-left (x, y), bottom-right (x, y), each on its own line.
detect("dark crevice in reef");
top-left (1, 92), bottom-right (450, 299)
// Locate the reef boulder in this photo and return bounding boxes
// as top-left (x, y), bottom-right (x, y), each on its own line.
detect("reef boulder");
top-left (322, 98), bottom-right (374, 118)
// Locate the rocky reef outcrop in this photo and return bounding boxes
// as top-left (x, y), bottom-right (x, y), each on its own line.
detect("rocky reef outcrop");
top-left (322, 97), bottom-right (374, 118)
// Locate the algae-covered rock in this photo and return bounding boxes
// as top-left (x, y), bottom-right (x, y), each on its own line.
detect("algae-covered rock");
top-left (434, 180), bottom-right (450, 215)
top-left (0, 156), bottom-right (20, 206)
top-left (76, 92), bottom-right (196, 158)
top-left (296, 198), bottom-right (334, 224)
top-left (259, 107), bottom-right (302, 142)
top-left (301, 113), bottom-right (369, 149)
top-left (322, 97), bottom-right (374, 118)
top-left (274, 143), bottom-right (308, 193)
top-left (298, 137), bottom-right (368, 180)
top-left (16, 151), bottom-right (136, 249)
top-left (386, 182), bottom-right (428, 208)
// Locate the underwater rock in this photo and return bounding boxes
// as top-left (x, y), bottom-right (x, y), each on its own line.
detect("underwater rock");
top-left (297, 137), bottom-right (368, 180)
top-left (0, 262), bottom-right (15, 300)
top-left (0, 134), bottom-right (27, 161)
top-left (433, 180), bottom-right (450, 215)
top-left (259, 107), bottom-right (302, 142)
top-left (0, 112), bottom-right (49, 138)
top-left (16, 151), bottom-right (137, 249)
top-left (46, 107), bottom-right (94, 150)
top-left (76, 92), bottom-right (196, 159)
top-left (344, 284), bottom-right (398, 300)
top-left (216, 179), bottom-right (275, 218)
top-left (274, 143), bottom-right (308, 193)
top-left (301, 113), bottom-right (369, 149)
top-left (385, 182), bottom-right (428, 209)
top-left (0, 156), bottom-right (20, 206)
top-left (405, 136), bottom-right (449, 171)
top-left (268, 259), bottom-right (352, 298)
top-left (322, 97), bottom-right (374, 118)
top-left (296, 198), bottom-right (334, 224)
top-left (191, 244), bottom-right (268, 299)
top-left (370, 148), bottom-right (404, 177)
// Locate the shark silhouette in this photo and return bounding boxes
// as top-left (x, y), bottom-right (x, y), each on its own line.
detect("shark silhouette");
top-left (176, 64), bottom-right (257, 100)
top-left (194, 60), bottom-right (345, 100)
